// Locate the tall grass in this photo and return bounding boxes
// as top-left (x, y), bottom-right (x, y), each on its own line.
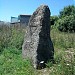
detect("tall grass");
top-left (0, 24), bottom-right (38, 75)
top-left (0, 24), bottom-right (75, 75)
top-left (51, 26), bottom-right (75, 49)
top-left (46, 26), bottom-right (75, 75)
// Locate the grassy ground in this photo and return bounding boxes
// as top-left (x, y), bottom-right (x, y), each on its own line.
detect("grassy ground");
top-left (0, 24), bottom-right (75, 75)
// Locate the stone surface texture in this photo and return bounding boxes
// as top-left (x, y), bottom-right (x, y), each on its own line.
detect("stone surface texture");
top-left (22, 5), bottom-right (54, 69)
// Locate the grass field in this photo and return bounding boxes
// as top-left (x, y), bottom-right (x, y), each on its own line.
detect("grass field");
top-left (0, 24), bottom-right (75, 75)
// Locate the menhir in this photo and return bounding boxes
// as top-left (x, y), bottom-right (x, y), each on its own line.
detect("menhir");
top-left (22, 5), bottom-right (54, 69)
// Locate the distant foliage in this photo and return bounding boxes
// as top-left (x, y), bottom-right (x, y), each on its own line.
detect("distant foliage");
top-left (57, 5), bottom-right (75, 32)
top-left (57, 15), bottom-right (75, 32)
top-left (50, 16), bottom-right (59, 25)
top-left (59, 5), bottom-right (75, 18)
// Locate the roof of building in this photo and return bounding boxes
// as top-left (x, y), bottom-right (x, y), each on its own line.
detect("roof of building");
top-left (19, 14), bottom-right (31, 17)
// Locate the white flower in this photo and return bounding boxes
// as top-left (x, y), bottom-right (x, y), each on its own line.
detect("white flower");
top-left (40, 61), bottom-right (44, 64)
top-left (67, 64), bottom-right (69, 66)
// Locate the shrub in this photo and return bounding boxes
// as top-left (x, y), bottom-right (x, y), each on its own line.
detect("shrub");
top-left (50, 16), bottom-right (59, 25)
top-left (55, 5), bottom-right (75, 32)
top-left (59, 5), bottom-right (75, 18)
top-left (57, 15), bottom-right (75, 32)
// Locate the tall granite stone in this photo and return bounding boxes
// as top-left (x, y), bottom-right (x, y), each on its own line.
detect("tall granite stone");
top-left (22, 5), bottom-right (54, 69)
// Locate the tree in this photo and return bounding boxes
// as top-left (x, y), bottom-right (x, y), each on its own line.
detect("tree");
top-left (57, 15), bottom-right (75, 32)
top-left (59, 5), bottom-right (75, 18)
top-left (57, 5), bottom-right (75, 32)
top-left (50, 16), bottom-right (59, 25)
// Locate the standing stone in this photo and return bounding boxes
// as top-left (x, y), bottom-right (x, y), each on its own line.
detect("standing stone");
top-left (22, 5), bottom-right (54, 69)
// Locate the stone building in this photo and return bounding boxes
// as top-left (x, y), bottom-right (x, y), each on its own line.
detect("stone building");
top-left (11, 15), bottom-right (31, 27)
top-left (18, 15), bottom-right (31, 26)
top-left (11, 17), bottom-right (19, 24)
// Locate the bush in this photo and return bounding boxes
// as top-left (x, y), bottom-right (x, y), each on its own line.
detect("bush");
top-left (55, 5), bottom-right (75, 32)
top-left (50, 16), bottom-right (59, 25)
top-left (59, 5), bottom-right (75, 18)
top-left (57, 15), bottom-right (75, 32)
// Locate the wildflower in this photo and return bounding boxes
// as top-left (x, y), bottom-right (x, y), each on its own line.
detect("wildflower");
top-left (66, 64), bottom-right (69, 66)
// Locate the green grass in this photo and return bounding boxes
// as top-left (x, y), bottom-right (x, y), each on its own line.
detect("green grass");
top-left (0, 24), bottom-right (75, 75)
top-left (47, 26), bottom-right (75, 75)
top-left (0, 25), bottom-right (38, 75)
top-left (0, 47), bottom-right (37, 75)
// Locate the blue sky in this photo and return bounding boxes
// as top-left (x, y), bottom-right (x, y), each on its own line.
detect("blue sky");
top-left (0, 0), bottom-right (74, 22)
